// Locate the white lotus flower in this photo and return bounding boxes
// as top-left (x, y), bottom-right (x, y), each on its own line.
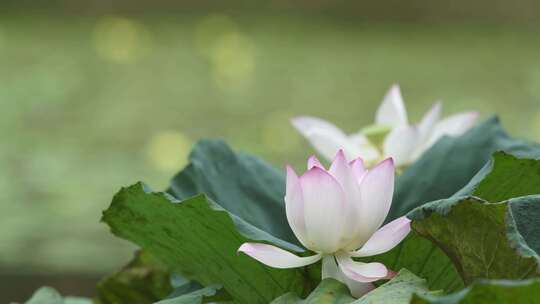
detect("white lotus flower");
top-left (291, 85), bottom-right (478, 167)
top-left (238, 151), bottom-right (411, 297)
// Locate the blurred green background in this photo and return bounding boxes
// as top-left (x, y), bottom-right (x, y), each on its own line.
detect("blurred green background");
top-left (2, 1), bottom-right (540, 302)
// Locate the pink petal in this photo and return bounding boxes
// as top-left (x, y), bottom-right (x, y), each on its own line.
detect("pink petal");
top-left (307, 155), bottom-right (324, 170)
top-left (328, 149), bottom-right (350, 186)
top-left (352, 216), bottom-right (411, 257)
top-left (359, 158), bottom-right (395, 236)
top-left (349, 158), bottom-right (367, 183)
top-left (285, 165), bottom-right (309, 246)
top-left (383, 125), bottom-right (420, 167)
top-left (336, 252), bottom-right (388, 283)
top-left (375, 84), bottom-right (408, 127)
top-left (286, 165), bottom-right (299, 194)
top-left (300, 167), bottom-right (346, 253)
top-left (238, 243), bottom-right (322, 268)
top-left (384, 270), bottom-right (398, 280)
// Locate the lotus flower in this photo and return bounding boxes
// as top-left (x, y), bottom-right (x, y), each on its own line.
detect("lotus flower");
top-left (238, 151), bottom-right (411, 297)
top-left (291, 85), bottom-right (478, 167)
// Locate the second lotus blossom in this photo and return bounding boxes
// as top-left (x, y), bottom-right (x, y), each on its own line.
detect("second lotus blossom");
top-left (238, 150), bottom-right (411, 297)
top-left (292, 85), bottom-right (478, 167)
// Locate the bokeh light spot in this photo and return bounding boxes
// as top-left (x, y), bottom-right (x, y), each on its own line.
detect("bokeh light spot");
top-left (194, 14), bottom-right (255, 91)
top-left (93, 16), bottom-right (151, 63)
top-left (210, 32), bottom-right (255, 89)
top-left (146, 130), bottom-right (192, 173)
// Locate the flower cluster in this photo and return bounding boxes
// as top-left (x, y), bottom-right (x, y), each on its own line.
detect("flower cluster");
top-left (239, 151), bottom-right (410, 297)
top-left (238, 85), bottom-right (477, 297)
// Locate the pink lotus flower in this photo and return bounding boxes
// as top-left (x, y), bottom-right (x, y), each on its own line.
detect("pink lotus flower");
top-left (238, 151), bottom-right (411, 297)
top-left (292, 85), bottom-right (478, 167)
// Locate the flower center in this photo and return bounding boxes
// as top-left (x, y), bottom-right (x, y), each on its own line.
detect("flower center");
top-left (361, 124), bottom-right (392, 151)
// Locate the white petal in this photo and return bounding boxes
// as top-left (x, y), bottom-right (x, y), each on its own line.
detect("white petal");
top-left (418, 102), bottom-right (442, 141)
top-left (352, 216), bottom-right (411, 257)
top-left (348, 133), bottom-right (381, 163)
top-left (307, 155), bottom-right (324, 170)
top-left (285, 165), bottom-right (309, 246)
top-left (322, 255), bottom-right (375, 298)
top-left (375, 85), bottom-right (408, 127)
top-left (291, 116), bottom-right (381, 162)
top-left (336, 252), bottom-right (388, 283)
top-left (292, 116), bottom-right (348, 138)
top-left (300, 167), bottom-right (346, 253)
top-left (383, 125), bottom-right (420, 167)
top-left (411, 111), bottom-right (479, 161)
top-left (291, 116), bottom-right (351, 161)
top-left (426, 111), bottom-right (479, 147)
top-left (238, 243), bottom-right (322, 268)
top-left (301, 128), bottom-right (357, 161)
top-left (407, 102), bottom-right (442, 162)
top-left (359, 158), bottom-right (395, 237)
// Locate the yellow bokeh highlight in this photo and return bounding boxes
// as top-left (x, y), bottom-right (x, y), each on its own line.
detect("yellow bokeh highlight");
top-left (93, 16), bottom-right (151, 63)
top-left (146, 130), bottom-right (192, 172)
top-left (210, 32), bottom-right (255, 89)
top-left (194, 14), bottom-right (255, 91)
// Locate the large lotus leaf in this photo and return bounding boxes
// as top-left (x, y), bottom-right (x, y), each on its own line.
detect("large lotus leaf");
top-left (271, 270), bottom-right (433, 304)
top-left (354, 269), bottom-right (436, 304)
top-left (463, 151), bottom-right (540, 256)
top-left (154, 284), bottom-right (228, 304)
top-left (408, 152), bottom-right (540, 284)
top-left (361, 233), bottom-right (463, 292)
top-left (411, 277), bottom-right (540, 304)
top-left (94, 251), bottom-right (172, 304)
top-left (167, 139), bottom-right (298, 246)
top-left (102, 183), bottom-right (305, 304)
top-left (410, 197), bottom-right (539, 284)
top-left (270, 278), bottom-right (354, 304)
